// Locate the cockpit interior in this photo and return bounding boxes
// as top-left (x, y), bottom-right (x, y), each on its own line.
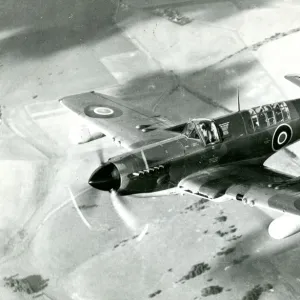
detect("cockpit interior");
top-left (182, 119), bottom-right (221, 146)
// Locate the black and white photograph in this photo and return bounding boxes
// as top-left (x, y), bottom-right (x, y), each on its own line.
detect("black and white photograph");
top-left (1, 0), bottom-right (300, 299)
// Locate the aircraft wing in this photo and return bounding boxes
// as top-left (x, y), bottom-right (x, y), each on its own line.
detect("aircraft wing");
top-left (59, 92), bottom-right (178, 149)
top-left (178, 163), bottom-right (300, 216)
top-left (285, 74), bottom-right (300, 88)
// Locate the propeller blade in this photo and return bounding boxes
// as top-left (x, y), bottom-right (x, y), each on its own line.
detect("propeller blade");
top-left (110, 189), bottom-right (140, 231)
top-left (96, 149), bottom-right (104, 165)
top-left (67, 186), bottom-right (103, 232)
top-left (136, 223), bottom-right (149, 242)
top-left (67, 183), bottom-right (149, 238)
top-left (110, 189), bottom-right (149, 241)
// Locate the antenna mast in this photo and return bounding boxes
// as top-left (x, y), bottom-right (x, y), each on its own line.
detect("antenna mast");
top-left (237, 87), bottom-right (240, 111)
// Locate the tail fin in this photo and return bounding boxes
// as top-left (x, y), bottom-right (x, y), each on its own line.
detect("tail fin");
top-left (285, 74), bottom-right (300, 88)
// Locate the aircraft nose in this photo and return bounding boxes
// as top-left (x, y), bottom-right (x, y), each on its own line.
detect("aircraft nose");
top-left (88, 163), bottom-right (121, 191)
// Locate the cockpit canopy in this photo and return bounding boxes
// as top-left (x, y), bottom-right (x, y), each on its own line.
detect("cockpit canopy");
top-left (248, 102), bottom-right (291, 131)
top-left (182, 119), bottom-right (221, 145)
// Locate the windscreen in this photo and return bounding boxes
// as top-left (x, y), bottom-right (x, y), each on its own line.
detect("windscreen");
top-left (182, 121), bottom-right (196, 137)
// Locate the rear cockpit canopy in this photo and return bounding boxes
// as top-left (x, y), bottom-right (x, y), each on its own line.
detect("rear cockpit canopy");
top-left (182, 118), bottom-right (221, 145)
top-left (248, 102), bottom-right (291, 131)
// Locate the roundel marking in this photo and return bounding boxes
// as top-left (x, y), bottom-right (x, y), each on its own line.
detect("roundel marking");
top-left (93, 107), bottom-right (114, 115)
top-left (272, 123), bottom-right (293, 151)
top-left (84, 105), bottom-right (123, 119)
top-left (277, 131), bottom-right (288, 145)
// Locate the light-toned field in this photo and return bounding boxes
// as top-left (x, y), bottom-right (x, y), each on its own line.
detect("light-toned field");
top-left (1, 0), bottom-right (300, 299)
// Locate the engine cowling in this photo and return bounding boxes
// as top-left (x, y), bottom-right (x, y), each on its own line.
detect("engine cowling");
top-left (89, 160), bottom-right (170, 194)
top-left (89, 136), bottom-right (185, 194)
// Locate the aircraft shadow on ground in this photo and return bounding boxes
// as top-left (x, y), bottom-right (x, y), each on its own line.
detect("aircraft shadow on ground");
top-left (2, 49), bottom-right (269, 160)
top-left (0, 0), bottom-right (275, 60)
top-left (112, 56), bottom-right (271, 124)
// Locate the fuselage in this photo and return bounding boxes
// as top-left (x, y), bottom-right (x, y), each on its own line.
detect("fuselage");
top-left (89, 98), bottom-right (300, 195)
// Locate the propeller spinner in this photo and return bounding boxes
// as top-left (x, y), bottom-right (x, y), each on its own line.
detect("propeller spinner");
top-left (88, 163), bottom-right (121, 191)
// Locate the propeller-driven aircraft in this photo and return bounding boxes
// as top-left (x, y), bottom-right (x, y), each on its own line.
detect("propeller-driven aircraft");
top-left (60, 74), bottom-right (300, 240)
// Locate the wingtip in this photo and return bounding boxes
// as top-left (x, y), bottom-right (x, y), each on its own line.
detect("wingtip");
top-left (284, 74), bottom-right (300, 88)
top-left (58, 98), bottom-right (66, 107)
top-left (285, 74), bottom-right (300, 79)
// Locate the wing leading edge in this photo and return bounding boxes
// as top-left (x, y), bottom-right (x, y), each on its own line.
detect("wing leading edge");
top-left (178, 163), bottom-right (300, 216)
top-left (59, 92), bottom-right (177, 149)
